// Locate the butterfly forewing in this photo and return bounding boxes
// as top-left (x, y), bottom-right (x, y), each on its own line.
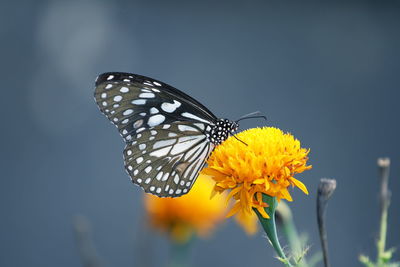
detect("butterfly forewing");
top-left (94, 72), bottom-right (219, 197)
top-left (94, 72), bottom-right (216, 139)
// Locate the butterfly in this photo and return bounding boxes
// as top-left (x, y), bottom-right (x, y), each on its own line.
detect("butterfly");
top-left (94, 72), bottom-right (262, 197)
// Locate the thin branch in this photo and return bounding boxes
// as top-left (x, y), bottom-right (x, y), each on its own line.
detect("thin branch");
top-left (317, 178), bottom-right (337, 267)
top-left (377, 158), bottom-right (391, 264)
top-left (73, 215), bottom-right (104, 267)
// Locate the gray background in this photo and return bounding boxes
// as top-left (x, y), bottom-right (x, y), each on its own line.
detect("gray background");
top-left (1, 1), bottom-right (399, 267)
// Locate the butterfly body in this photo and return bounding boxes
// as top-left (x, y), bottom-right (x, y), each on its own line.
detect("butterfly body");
top-left (94, 72), bottom-right (238, 197)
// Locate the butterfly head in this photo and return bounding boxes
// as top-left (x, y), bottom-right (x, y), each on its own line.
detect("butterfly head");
top-left (208, 119), bottom-right (238, 145)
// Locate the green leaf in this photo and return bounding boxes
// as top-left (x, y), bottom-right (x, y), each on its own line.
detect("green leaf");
top-left (359, 254), bottom-right (375, 267)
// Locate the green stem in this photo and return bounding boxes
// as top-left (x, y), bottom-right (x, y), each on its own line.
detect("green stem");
top-left (377, 207), bottom-right (388, 265)
top-left (376, 158), bottom-right (391, 265)
top-left (168, 238), bottom-right (193, 267)
top-left (254, 194), bottom-right (293, 267)
top-left (277, 203), bottom-right (309, 267)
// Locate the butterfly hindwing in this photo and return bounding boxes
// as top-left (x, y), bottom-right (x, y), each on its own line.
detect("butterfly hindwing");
top-left (123, 121), bottom-right (214, 197)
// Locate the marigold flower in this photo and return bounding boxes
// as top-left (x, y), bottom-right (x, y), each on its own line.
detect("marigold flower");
top-left (144, 174), bottom-right (226, 243)
top-left (201, 127), bottom-right (312, 219)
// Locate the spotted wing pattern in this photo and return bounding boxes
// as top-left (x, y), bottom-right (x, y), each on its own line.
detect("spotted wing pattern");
top-left (123, 121), bottom-right (214, 197)
top-left (94, 72), bottom-right (216, 142)
top-left (94, 72), bottom-right (217, 197)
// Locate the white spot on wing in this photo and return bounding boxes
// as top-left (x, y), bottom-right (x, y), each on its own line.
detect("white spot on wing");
top-left (132, 99), bottom-right (146, 105)
top-left (123, 109), bottom-right (133, 116)
top-left (150, 107), bottom-right (159, 114)
top-left (162, 173), bottom-right (169, 181)
top-left (139, 144), bottom-right (146, 150)
top-left (139, 92), bottom-right (155, 98)
top-left (161, 100), bottom-right (181, 113)
top-left (181, 112), bottom-right (211, 123)
top-left (178, 125), bottom-right (199, 132)
top-left (150, 147), bottom-right (171, 157)
top-left (120, 87), bottom-right (129, 93)
top-left (148, 114), bottom-right (165, 127)
top-left (136, 157), bottom-right (143, 164)
top-left (114, 95), bottom-right (122, 102)
top-left (107, 75), bottom-right (114, 80)
top-left (156, 172), bottom-right (163, 180)
top-left (153, 139), bottom-right (176, 149)
top-left (137, 127), bottom-right (146, 133)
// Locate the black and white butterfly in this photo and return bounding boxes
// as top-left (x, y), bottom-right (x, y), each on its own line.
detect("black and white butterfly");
top-left (94, 72), bottom-right (257, 197)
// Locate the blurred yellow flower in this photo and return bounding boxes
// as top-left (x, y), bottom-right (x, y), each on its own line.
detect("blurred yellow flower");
top-left (234, 209), bottom-right (259, 235)
top-left (201, 127), bottom-right (312, 219)
top-left (144, 174), bottom-right (226, 243)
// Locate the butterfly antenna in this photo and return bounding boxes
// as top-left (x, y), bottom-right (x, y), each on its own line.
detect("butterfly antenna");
top-left (236, 111), bottom-right (267, 123)
top-left (233, 134), bottom-right (248, 146)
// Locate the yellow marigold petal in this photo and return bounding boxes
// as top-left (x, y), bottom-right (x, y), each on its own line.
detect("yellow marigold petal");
top-left (226, 202), bottom-right (241, 218)
top-left (256, 205), bottom-right (270, 219)
top-left (289, 177), bottom-right (309, 195)
top-left (280, 188), bottom-right (293, 201)
top-left (253, 178), bottom-right (265, 184)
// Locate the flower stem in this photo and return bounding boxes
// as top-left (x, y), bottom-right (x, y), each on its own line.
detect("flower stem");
top-left (254, 194), bottom-right (292, 267)
top-left (316, 178), bottom-right (337, 267)
top-left (169, 238), bottom-right (193, 267)
top-left (376, 158), bottom-right (391, 265)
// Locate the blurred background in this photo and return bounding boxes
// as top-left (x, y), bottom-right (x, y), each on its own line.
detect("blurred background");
top-left (1, 0), bottom-right (399, 266)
